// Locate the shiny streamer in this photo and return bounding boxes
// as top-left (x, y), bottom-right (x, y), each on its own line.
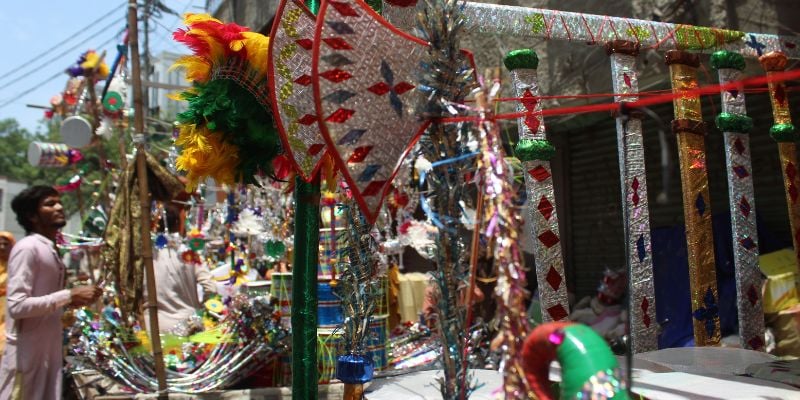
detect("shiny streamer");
top-left (507, 57), bottom-right (570, 323)
top-left (607, 43), bottom-right (658, 353)
top-left (759, 51), bottom-right (800, 275)
top-left (476, 80), bottom-right (531, 399)
top-left (382, 1), bottom-right (800, 59)
top-left (667, 51), bottom-right (721, 347)
top-left (712, 52), bottom-right (766, 351)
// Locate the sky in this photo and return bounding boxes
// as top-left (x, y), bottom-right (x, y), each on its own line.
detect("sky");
top-left (0, 0), bottom-right (204, 134)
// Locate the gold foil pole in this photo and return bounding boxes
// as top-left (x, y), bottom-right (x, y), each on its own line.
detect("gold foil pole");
top-left (606, 40), bottom-right (658, 353)
top-left (759, 51), bottom-right (800, 275)
top-left (666, 50), bottom-right (721, 347)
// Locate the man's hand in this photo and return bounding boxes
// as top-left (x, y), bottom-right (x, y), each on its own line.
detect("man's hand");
top-left (70, 285), bottom-right (102, 307)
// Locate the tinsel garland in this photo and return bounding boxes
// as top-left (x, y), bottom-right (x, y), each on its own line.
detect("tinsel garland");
top-left (474, 81), bottom-right (531, 399)
top-left (413, 0), bottom-right (477, 398)
top-left (71, 295), bottom-right (288, 393)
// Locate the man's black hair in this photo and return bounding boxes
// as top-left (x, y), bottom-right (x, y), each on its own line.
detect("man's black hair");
top-left (11, 185), bottom-right (59, 233)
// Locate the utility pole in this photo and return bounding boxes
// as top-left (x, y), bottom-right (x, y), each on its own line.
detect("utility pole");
top-left (127, 0), bottom-right (169, 396)
top-left (142, 0), bottom-right (152, 119)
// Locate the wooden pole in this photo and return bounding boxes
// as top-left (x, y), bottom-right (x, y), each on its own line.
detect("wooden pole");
top-left (127, 0), bottom-right (168, 396)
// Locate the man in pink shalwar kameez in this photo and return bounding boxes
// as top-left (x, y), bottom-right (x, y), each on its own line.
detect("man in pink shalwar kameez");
top-left (0, 186), bottom-right (101, 400)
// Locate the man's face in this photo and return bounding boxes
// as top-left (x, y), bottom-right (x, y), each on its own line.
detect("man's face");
top-left (0, 237), bottom-right (10, 258)
top-left (33, 195), bottom-right (66, 230)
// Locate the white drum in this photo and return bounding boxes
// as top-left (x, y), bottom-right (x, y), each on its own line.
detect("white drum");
top-left (27, 141), bottom-right (71, 167)
top-left (61, 115), bottom-right (93, 148)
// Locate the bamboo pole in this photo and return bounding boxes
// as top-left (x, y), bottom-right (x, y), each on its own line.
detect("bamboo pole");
top-left (127, 0), bottom-right (168, 396)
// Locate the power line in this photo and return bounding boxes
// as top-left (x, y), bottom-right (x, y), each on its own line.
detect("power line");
top-left (0, 1), bottom-right (127, 84)
top-left (0, 32), bottom-right (122, 111)
top-left (0, 16), bottom-right (126, 93)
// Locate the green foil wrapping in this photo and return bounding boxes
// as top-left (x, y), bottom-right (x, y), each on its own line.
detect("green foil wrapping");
top-left (503, 48), bottom-right (539, 71)
top-left (716, 112), bottom-right (753, 134)
top-left (515, 138), bottom-right (556, 161)
top-left (710, 50), bottom-right (746, 71)
top-left (770, 123), bottom-right (798, 142)
top-left (304, 0), bottom-right (320, 14)
top-left (292, 176), bottom-right (320, 399)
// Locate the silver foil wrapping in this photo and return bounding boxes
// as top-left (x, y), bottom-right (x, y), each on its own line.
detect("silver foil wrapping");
top-left (385, 2), bottom-right (799, 58)
top-left (718, 67), bottom-right (766, 351)
top-left (511, 67), bottom-right (570, 322)
top-left (609, 51), bottom-right (658, 353)
top-left (459, 3), bottom-right (797, 58)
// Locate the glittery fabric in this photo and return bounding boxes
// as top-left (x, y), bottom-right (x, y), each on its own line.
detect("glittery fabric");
top-left (381, 0), bottom-right (417, 32)
top-left (509, 67), bottom-right (569, 323)
top-left (269, 0), bottom-right (329, 181)
top-left (314, 0), bottom-right (427, 223)
top-left (766, 76), bottom-right (792, 125)
top-left (716, 66), bottom-right (765, 351)
top-left (476, 81), bottom-right (531, 399)
top-left (608, 51), bottom-right (657, 353)
top-left (669, 59), bottom-right (721, 346)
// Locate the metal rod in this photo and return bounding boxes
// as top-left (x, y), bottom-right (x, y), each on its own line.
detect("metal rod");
top-left (127, 0), bottom-right (168, 396)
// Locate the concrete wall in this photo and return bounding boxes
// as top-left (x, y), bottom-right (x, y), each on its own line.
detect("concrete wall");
top-left (0, 177), bottom-right (28, 240)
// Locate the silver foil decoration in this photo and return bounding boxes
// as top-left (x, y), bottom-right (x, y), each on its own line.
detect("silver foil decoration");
top-left (384, 2), bottom-right (800, 58)
top-left (608, 49), bottom-right (658, 353)
top-left (268, 0), bottom-right (329, 180)
top-left (717, 66), bottom-right (766, 351)
top-left (510, 66), bottom-right (570, 322)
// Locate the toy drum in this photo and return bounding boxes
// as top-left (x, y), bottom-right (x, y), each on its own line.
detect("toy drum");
top-left (318, 227), bottom-right (346, 279)
top-left (27, 141), bottom-right (71, 167)
top-left (60, 115), bottom-right (93, 148)
top-left (367, 314), bottom-right (388, 370)
top-left (318, 328), bottom-right (343, 384)
top-left (270, 272), bottom-right (292, 328)
top-left (318, 281), bottom-right (344, 328)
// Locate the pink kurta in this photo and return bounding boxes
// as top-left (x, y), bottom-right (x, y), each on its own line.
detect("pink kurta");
top-left (0, 234), bottom-right (71, 400)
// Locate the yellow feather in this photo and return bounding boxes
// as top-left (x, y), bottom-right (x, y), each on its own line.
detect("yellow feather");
top-left (171, 55), bottom-right (212, 83)
top-left (183, 13), bottom-right (222, 25)
top-left (241, 32), bottom-right (270, 76)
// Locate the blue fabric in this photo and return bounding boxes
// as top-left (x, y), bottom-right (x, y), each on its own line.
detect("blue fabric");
top-left (651, 212), bottom-right (786, 348)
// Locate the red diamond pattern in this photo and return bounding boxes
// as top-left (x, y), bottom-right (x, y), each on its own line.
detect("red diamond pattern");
top-left (347, 146), bottom-right (373, 163)
top-left (322, 37), bottom-right (352, 50)
top-left (623, 73), bottom-right (632, 88)
top-left (641, 297), bottom-right (651, 327)
top-left (297, 114), bottom-right (317, 125)
top-left (747, 285), bottom-right (759, 306)
top-left (329, 1), bottom-right (359, 17)
top-left (537, 196), bottom-right (554, 220)
top-left (394, 82), bottom-right (415, 94)
top-left (547, 304), bottom-right (568, 321)
top-left (294, 74), bottom-right (312, 86)
top-left (525, 114), bottom-right (541, 133)
top-left (528, 165), bottom-right (551, 182)
top-left (367, 82), bottom-right (391, 95)
top-left (538, 230), bottom-right (560, 248)
top-left (520, 89), bottom-right (537, 110)
top-left (295, 38), bottom-right (313, 50)
top-left (325, 108), bottom-right (355, 123)
top-left (546, 266), bottom-right (562, 290)
top-left (775, 84), bottom-right (787, 106)
top-left (362, 180), bottom-right (386, 197)
top-left (748, 336), bottom-right (764, 350)
top-left (320, 69), bottom-right (353, 83)
top-left (734, 138), bottom-right (745, 155)
top-left (307, 144), bottom-right (325, 156)
top-left (631, 177), bottom-right (640, 206)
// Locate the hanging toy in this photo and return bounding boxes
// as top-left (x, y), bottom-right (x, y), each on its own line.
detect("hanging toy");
top-left (522, 322), bottom-right (629, 400)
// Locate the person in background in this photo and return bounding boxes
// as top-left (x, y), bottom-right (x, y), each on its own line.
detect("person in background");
top-left (143, 197), bottom-right (217, 334)
top-left (0, 186), bottom-right (102, 400)
top-left (0, 231), bottom-right (16, 363)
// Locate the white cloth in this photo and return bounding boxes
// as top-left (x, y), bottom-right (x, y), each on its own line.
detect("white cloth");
top-left (0, 234), bottom-right (72, 400)
top-left (144, 247), bottom-right (216, 333)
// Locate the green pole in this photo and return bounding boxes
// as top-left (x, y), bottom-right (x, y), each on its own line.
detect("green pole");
top-left (291, 175), bottom-right (320, 399)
